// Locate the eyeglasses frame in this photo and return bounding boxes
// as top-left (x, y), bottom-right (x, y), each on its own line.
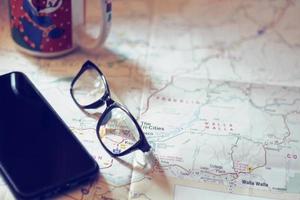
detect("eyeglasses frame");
top-left (70, 60), bottom-right (151, 157)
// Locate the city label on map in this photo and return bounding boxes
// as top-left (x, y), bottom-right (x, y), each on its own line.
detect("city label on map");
top-left (141, 121), bottom-right (165, 136)
top-left (242, 180), bottom-right (269, 187)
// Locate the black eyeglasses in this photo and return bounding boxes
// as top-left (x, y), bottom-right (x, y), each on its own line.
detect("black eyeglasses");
top-left (70, 60), bottom-right (151, 157)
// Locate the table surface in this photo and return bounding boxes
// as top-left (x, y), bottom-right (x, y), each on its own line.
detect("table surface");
top-left (1, 0), bottom-right (300, 200)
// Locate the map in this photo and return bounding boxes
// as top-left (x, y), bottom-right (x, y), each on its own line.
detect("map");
top-left (1, 0), bottom-right (300, 199)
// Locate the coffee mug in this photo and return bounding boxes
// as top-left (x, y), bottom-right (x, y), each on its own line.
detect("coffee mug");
top-left (8, 0), bottom-right (112, 57)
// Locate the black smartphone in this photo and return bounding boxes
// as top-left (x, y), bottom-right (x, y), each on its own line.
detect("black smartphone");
top-left (0, 72), bottom-right (99, 199)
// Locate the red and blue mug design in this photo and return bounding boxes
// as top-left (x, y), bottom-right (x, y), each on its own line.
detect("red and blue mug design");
top-left (9, 0), bottom-right (73, 54)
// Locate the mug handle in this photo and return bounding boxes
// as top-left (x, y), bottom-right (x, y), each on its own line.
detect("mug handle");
top-left (77, 0), bottom-right (112, 50)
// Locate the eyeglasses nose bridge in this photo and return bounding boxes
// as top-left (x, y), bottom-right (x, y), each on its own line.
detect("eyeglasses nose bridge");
top-left (105, 96), bottom-right (114, 106)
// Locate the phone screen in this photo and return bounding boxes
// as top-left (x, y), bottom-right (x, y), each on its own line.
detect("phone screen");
top-left (0, 72), bottom-right (98, 198)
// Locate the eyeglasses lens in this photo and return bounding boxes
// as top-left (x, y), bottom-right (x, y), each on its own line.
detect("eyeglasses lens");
top-left (98, 107), bottom-right (140, 154)
top-left (72, 67), bottom-right (106, 106)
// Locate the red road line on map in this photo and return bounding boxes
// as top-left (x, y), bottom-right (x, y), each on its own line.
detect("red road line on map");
top-left (223, 112), bottom-right (296, 180)
top-left (160, 143), bottom-right (268, 180)
top-left (262, 0), bottom-right (294, 31)
top-left (271, 0), bottom-right (294, 27)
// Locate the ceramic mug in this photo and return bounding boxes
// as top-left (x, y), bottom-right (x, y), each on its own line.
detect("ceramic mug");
top-left (8, 0), bottom-right (112, 57)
